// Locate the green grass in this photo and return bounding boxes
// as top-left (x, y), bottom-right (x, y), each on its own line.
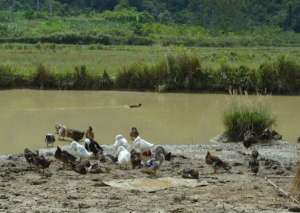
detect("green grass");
top-left (223, 99), bottom-right (276, 141)
top-left (1, 44), bottom-right (300, 77)
top-left (0, 49), bottom-right (299, 94)
top-left (1, 11), bottom-right (300, 47)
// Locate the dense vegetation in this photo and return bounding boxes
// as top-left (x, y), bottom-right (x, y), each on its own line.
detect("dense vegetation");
top-left (0, 50), bottom-right (299, 94)
top-left (0, 0), bottom-right (300, 46)
top-left (223, 100), bottom-right (276, 142)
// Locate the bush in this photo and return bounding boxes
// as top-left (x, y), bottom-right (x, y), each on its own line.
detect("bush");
top-left (0, 65), bottom-right (14, 88)
top-left (257, 57), bottom-right (300, 94)
top-left (73, 65), bottom-right (91, 89)
top-left (32, 64), bottom-right (55, 89)
top-left (115, 63), bottom-right (157, 90)
top-left (276, 56), bottom-right (300, 93)
top-left (99, 71), bottom-right (114, 89)
top-left (216, 64), bottom-right (256, 93)
top-left (223, 100), bottom-right (276, 141)
top-left (115, 53), bottom-right (204, 91)
top-left (164, 53), bottom-right (203, 90)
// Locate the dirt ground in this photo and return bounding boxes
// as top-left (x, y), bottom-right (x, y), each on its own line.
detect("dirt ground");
top-left (0, 142), bottom-right (299, 213)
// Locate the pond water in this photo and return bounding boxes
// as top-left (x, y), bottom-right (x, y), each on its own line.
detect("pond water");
top-left (0, 90), bottom-right (299, 154)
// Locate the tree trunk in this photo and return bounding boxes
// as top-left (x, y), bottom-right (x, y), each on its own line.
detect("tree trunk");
top-left (48, 0), bottom-right (53, 16)
top-left (37, 0), bottom-right (40, 11)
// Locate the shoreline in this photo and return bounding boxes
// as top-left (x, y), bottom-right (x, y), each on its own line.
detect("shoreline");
top-left (1, 140), bottom-right (299, 163)
top-left (1, 142), bottom-right (299, 212)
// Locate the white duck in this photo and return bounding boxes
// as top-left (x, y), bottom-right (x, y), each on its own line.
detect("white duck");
top-left (132, 136), bottom-right (154, 153)
top-left (116, 146), bottom-right (131, 169)
top-left (113, 135), bottom-right (129, 152)
top-left (69, 141), bottom-right (93, 159)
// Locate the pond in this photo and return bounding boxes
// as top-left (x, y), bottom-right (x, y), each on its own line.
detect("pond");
top-left (0, 90), bottom-right (299, 154)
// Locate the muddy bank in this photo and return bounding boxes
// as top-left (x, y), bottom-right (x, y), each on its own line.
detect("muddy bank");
top-left (0, 142), bottom-right (300, 213)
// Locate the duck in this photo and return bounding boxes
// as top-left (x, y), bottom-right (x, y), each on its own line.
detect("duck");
top-left (153, 146), bottom-right (172, 161)
top-left (130, 128), bottom-right (154, 154)
top-left (69, 141), bottom-right (93, 159)
top-left (243, 130), bottom-right (257, 150)
top-left (205, 151), bottom-right (231, 174)
top-left (116, 146), bottom-right (131, 169)
top-left (54, 146), bottom-right (77, 165)
top-left (113, 135), bottom-right (129, 152)
top-left (104, 154), bottom-right (118, 164)
top-left (84, 138), bottom-right (103, 156)
top-left (87, 162), bottom-right (109, 174)
top-left (45, 133), bottom-right (56, 147)
top-left (24, 148), bottom-right (51, 174)
top-left (141, 158), bottom-right (161, 176)
top-left (130, 149), bottom-right (142, 169)
top-left (71, 160), bottom-right (91, 175)
top-left (249, 150), bottom-right (259, 175)
top-left (24, 148), bottom-right (38, 167)
top-left (129, 103), bottom-right (142, 108)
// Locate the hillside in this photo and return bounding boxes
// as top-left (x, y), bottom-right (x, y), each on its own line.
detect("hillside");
top-left (0, 0), bottom-right (300, 46)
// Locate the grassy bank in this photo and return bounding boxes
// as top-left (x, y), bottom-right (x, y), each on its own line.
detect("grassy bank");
top-left (1, 49), bottom-right (300, 94)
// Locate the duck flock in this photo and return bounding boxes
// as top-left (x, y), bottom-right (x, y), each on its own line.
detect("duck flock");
top-left (24, 124), bottom-right (260, 177)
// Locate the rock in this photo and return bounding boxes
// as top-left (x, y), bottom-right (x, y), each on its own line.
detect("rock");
top-left (30, 180), bottom-right (48, 185)
top-left (198, 180), bottom-right (209, 187)
top-left (181, 168), bottom-right (199, 179)
top-left (78, 203), bottom-right (90, 209)
top-left (271, 130), bottom-right (282, 140)
top-left (0, 195), bottom-right (8, 200)
top-left (232, 162), bottom-right (243, 167)
top-left (275, 170), bottom-right (285, 175)
top-left (243, 130), bottom-right (257, 148)
top-left (93, 182), bottom-right (109, 187)
top-left (173, 194), bottom-right (186, 203)
top-left (289, 206), bottom-right (300, 212)
top-left (67, 195), bottom-right (80, 200)
top-left (260, 128), bottom-right (273, 141)
top-left (189, 195), bottom-right (199, 203)
top-left (260, 128), bottom-right (282, 141)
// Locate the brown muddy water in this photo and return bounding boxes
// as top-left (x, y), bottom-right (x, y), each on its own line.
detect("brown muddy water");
top-left (0, 90), bottom-right (299, 154)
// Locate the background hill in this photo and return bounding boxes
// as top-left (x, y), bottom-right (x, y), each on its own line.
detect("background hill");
top-left (0, 0), bottom-right (300, 46)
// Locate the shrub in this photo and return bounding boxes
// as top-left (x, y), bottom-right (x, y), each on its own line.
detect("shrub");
top-left (0, 65), bottom-right (14, 88)
top-left (164, 53), bottom-right (203, 90)
top-left (223, 100), bottom-right (276, 141)
top-left (32, 64), bottom-right (55, 89)
top-left (115, 53), bottom-right (204, 91)
top-left (276, 56), bottom-right (300, 93)
top-left (216, 64), bottom-right (257, 93)
top-left (257, 57), bottom-right (300, 94)
top-left (257, 62), bottom-right (279, 94)
top-left (115, 63), bottom-right (157, 90)
top-left (99, 71), bottom-right (114, 89)
top-left (73, 65), bottom-right (91, 89)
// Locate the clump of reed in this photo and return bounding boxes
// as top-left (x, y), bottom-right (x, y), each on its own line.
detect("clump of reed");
top-left (115, 52), bottom-right (205, 91)
top-left (32, 64), bottom-right (55, 89)
top-left (223, 99), bottom-right (276, 141)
